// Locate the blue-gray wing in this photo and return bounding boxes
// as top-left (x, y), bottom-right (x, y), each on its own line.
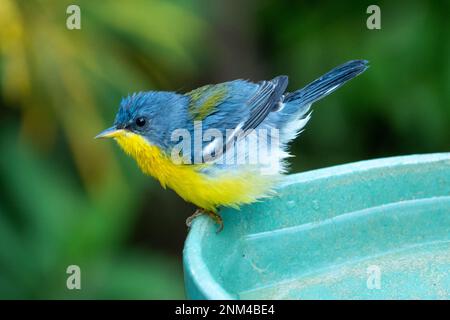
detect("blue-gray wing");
top-left (242, 76), bottom-right (288, 131)
top-left (183, 76), bottom-right (288, 163)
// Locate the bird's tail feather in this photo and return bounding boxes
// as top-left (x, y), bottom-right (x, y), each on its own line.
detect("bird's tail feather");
top-left (284, 60), bottom-right (369, 107)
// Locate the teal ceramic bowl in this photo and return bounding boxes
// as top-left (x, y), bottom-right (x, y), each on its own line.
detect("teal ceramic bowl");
top-left (183, 153), bottom-right (450, 299)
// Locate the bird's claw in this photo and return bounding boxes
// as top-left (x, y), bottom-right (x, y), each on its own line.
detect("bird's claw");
top-left (185, 209), bottom-right (204, 228)
top-left (186, 208), bottom-right (224, 233)
top-left (209, 211), bottom-right (224, 233)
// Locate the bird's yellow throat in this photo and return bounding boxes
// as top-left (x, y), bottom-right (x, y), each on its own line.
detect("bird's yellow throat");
top-left (111, 130), bottom-right (276, 211)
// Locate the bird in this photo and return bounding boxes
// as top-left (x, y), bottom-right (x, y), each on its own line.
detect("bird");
top-left (95, 60), bottom-right (368, 231)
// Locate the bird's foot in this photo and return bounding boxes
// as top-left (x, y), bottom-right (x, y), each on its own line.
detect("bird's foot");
top-left (208, 210), bottom-right (224, 233)
top-left (185, 209), bottom-right (204, 228)
top-left (186, 208), bottom-right (223, 233)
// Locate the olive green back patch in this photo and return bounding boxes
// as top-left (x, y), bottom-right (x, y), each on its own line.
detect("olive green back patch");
top-left (187, 83), bottom-right (228, 121)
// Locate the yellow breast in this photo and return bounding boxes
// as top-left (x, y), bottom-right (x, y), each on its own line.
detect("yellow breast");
top-left (113, 131), bottom-right (276, 211)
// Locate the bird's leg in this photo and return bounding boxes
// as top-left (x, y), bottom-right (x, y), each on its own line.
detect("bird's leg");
top-left (186, 208), bottom-right (224, 233)
top-left (206, 210), bottom-right (223, 233)
top-left (185, 208), bottom-right (204, 228)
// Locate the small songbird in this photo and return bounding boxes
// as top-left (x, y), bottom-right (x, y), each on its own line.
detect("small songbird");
top-left (95, 60), bottom-right (368, 231)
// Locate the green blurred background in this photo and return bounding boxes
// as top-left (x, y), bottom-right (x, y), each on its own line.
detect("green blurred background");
top-left (0, 0), bottom-right (448, 299)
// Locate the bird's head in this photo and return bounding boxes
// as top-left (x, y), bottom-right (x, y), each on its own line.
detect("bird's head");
top-left (95, 91), bottom-right (184, 152)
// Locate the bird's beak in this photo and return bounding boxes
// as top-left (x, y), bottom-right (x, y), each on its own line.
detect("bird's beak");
top-left (94, 126), bottom-right (123, 139)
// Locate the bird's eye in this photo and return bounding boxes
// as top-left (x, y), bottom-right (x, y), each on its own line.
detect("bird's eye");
top-left (135, 117), bottom-right (147, 127)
